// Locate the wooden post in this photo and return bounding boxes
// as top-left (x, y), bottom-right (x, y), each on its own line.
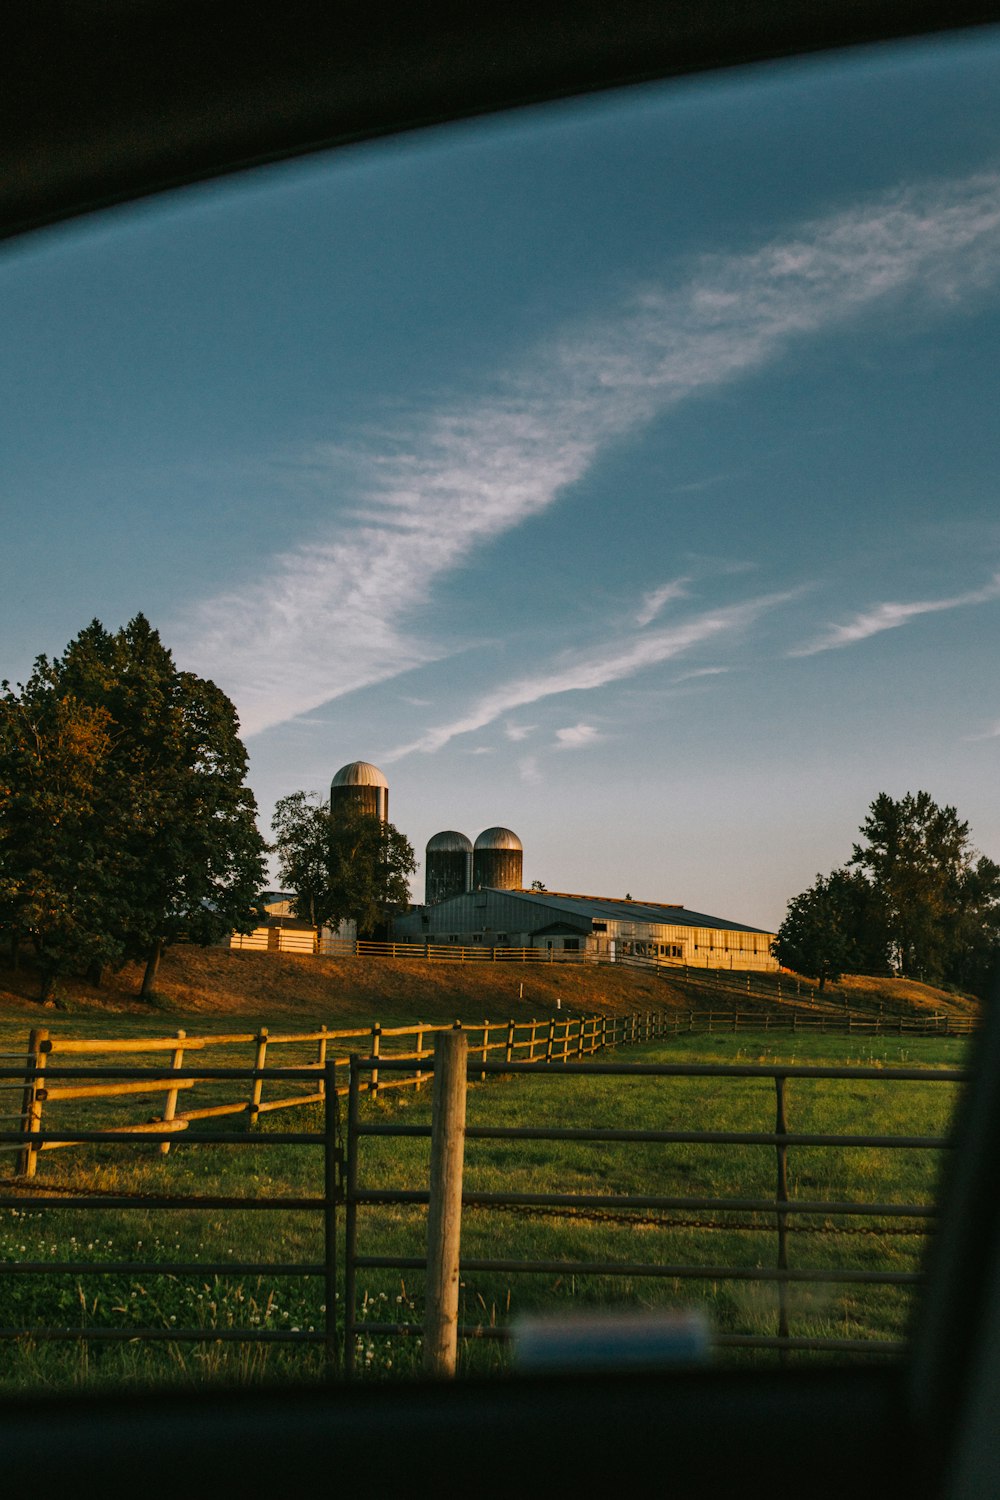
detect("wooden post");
top-left (17, 1027), bottom-right (49, 1178)
top-left (423, 1030), bottom-right (468, 1378)
top-left (316, 1026), bottom-right (328, 1099)
top-left (480, 1021), bottom-right (490, 1083)
top-left (160, 1029), bottom-right (186, 1156)
top-left (505, 1019), bottom-right (515, 1066)
top-left (545, 1017), bottom-right (555, 1064)
top-left (416, 1024), bottom-right (426, 1089)
top-left (370, 1023), bottom-right (381, 1098)
top-left (249, 1028), bottom-right (268, 1126)
top-left (576, 1018), bottom-right (585, 1059)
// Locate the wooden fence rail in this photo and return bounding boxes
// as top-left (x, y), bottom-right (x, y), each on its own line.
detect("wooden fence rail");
top-left (8, 1011), bottom-right (623, 1178)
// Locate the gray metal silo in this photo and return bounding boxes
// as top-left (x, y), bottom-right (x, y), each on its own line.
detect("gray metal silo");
top-left (330, 761), bottom-right (389, 824)
top-left (473, 827), bottom-right (523, 891)
top-left (425, 830), bottom-right (473, 905)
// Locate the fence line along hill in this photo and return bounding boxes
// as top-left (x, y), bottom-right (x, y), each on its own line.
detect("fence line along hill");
top-left (0, 942), bottom-right (979, 1028)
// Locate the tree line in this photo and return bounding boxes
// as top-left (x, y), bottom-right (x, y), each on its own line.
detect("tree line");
top-left (0, 618), bottom-right (420, 1003)
top-left (773, 791), bottom-right (1000, 997)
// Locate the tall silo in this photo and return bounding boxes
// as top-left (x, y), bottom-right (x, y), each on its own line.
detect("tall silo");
top-left (330, 761), bottom-right (389, 824)
top-left (473, 827), bottom-right (523, 891)
top-left (425, 831), bottom-right (473, 905)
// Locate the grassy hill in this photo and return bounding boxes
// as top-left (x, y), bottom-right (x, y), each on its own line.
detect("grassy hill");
top-left (0, 943), bottom-right (979, 1029)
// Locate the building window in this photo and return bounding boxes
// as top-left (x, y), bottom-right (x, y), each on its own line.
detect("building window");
top-left (592, 921), bottom-right (607, 933)
top-left (564, 938), bottom-right (580, 951)
top-left (497, 932), bottom-right (508, 942)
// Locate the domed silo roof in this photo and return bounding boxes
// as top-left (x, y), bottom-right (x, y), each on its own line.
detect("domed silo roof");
top-left (331, 760), bottom-right (389, 788)
top-left (474, 826), bottom-right (523, 851)
top-left (427, 830), bottom-right (474, 853)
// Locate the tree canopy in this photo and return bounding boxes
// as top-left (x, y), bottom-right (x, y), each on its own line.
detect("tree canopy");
top-left (774, 791), bottom-right (1000, 997)
top-left (272, 791), bottom-right (416, 939)
top-left (0, 616), bottom-right (268, 999)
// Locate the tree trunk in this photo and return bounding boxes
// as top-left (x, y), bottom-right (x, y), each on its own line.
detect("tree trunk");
top-left (39, 970), bottom-right (56, 1004)
top-left (86, 959), bottom-right (104, 987)
top-left (141, 939), bottom-right (163, 998)
top-left (818, 972), bottom-right (826, 993)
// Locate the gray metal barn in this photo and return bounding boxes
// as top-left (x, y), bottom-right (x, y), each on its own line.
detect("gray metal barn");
top-left (392, 889), bottom-right (778, 970)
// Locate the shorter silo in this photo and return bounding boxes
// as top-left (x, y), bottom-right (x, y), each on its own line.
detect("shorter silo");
top-left (473, 827), bottom-right (523, 891)
top-left (425, 830), bottom-right (473, 905)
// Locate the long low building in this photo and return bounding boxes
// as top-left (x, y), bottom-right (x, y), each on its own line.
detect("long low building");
top-left (392, 888), bottom-right (778, 970)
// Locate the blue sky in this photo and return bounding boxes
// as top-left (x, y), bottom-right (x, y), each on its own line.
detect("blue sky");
top-left (4, 28), bottom-right (1000, 931)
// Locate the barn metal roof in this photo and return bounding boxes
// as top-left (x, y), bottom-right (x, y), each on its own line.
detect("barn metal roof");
top-left (503, 889), bottom-right (774, 935)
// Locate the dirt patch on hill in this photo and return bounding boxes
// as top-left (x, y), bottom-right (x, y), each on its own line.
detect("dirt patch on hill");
top-left (0, 945), bottom-right (671, 1026)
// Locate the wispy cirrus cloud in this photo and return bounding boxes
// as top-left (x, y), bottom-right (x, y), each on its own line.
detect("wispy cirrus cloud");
top-left (382, 590), bottom-right (795, 760)
top-left (790, 571), bottom-right (1000, 656)
top-left (177, 171), bottom-right (1000, 737)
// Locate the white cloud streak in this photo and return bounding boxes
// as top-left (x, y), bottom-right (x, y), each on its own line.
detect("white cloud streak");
top-left (790, 571), bottom-right (1000, 656)
top-left (554, 723), bottom-right (602, 750)
top-left (635, 578), bottom-right (691, 627)
top-left (177, 171), bottom-right (1000, 736)
top-left (382, 591), bottom-right (795, 760)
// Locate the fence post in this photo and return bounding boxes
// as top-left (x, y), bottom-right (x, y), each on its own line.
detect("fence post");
top-left (160, 1029), bottom-right (186, 1156)
top-left (505, 1019), bottom-right (515, 1066)
top-left (545, 1017), bottom-right (556, 1064)
top-left (416, 1024), bottom-right (426, 1089)
top-left (480, 1021), bottom-right (490, 1083)
top-left (249, 1028), bottom-right (268, 1126)
top-left (17, 1027), bottom-right (49, 1179)
top-left (316, 1026), bottom-right (328, 1099)
top-left (370, 1023), bottom-right (382, 1098)
top-left (774, 1075), bottom-right (790, 1353)
top-left (577, 1018), bottom-right (586, 1059)
top-left (601, 1015), bottom-right (608, 1053)
top-left (423, 1029), bottom-right (469, 1378)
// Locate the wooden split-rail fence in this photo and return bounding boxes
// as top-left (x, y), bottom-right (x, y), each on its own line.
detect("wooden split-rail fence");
top-left (6, 1010), bottom-right (636, 1178)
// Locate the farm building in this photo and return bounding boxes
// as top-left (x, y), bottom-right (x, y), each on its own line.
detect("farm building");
top-left (392, 889), bottom-right (778, 971)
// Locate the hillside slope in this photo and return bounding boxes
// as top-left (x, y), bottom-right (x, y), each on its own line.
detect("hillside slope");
top-left (0, 945), bottom-right (978, 1027)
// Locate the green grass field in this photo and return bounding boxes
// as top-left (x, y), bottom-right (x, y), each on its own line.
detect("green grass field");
top-left (0, 1024), bottom-right (970, 1391)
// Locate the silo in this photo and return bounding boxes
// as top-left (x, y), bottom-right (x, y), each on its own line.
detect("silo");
top-left (473, 827), bottom-right (523, 891)
top-left (330, 761), bottom-right (389, 824)
top-left (425, 831), bottom-right (473, 905)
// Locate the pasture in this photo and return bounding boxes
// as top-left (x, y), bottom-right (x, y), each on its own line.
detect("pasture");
top-left (0, 1019), bottom-right (970, 1391)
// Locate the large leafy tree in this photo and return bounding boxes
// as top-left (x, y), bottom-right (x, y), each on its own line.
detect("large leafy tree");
top-left (0, 616), bottom-right (268, 998)
top-left (272, 792), bottom-right (416, 939)
top-left (0, 669), bottom-right (127, 999)
top-left (776, 791), bottom-right (1000, 997)
top-left (771, 869), bottom-right (885, 992)
top-left (850, 790), bottom-right (1000, 985)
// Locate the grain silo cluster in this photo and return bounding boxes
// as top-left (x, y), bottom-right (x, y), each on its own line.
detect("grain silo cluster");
top-left (319, 757), bottom-right (778, 970)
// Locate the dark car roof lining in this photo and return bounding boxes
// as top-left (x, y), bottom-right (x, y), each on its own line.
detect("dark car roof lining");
top-left (5, 1), bottom-right (1000, 241)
